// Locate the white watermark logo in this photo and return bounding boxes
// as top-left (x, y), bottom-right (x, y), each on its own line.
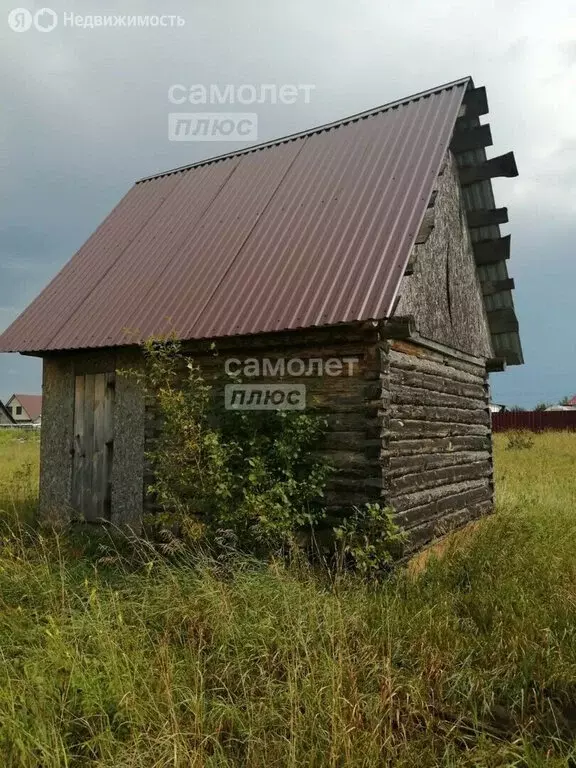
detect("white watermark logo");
top-left (167, 84), bottom-right (314, 143)
top-left (8, 9), bottom-right (185, 32)
top-left (168, 112), bottom-right (258, 143)
top-left (225, 357), bottom-right (359, 378)
top-left (222, 357), bottom-right (358, 411)
top-left (8, 7), bottom-right (57, 32)
top-left (225, 384), bottom-right (306, 411)
top-left (168, 83), bottom-right (316, 106)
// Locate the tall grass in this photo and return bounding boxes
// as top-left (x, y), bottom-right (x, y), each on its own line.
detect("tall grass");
top-left (0, 429), bottom-right (39, 525)
top-left (0, 432), bottom-right (576, 765)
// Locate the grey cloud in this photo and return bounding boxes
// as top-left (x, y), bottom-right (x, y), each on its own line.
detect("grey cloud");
top-left (0, 0), bottom-right (574, 407)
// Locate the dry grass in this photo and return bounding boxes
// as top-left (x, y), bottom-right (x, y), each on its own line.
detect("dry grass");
top-left (0, 431), bottom-right (576, 766)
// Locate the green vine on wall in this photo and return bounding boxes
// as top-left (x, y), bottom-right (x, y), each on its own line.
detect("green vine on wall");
top-left (131, 337), bottom-right (407, 571)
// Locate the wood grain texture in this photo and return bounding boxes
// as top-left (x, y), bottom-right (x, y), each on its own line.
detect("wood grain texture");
top-left (71, 371), bottom-right (115, 521)
top-left (388, 342), bottom-right (492, 547)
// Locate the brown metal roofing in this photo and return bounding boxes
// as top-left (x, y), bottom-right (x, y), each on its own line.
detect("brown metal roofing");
top-left (8, 394), bottom-right (43, 420)
top-left (0, 78), bottom-right (471, 354)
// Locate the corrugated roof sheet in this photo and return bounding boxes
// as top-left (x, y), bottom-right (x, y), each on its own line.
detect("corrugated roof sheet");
top-left (0, 78), bottom-right (474, 354)
top-left (8, 394), bottom-right (43, 420)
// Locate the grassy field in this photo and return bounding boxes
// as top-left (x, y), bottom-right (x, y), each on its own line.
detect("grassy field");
top-left (1, 430), bottom-right (576, 766)
top-left (0, 429), bottom-right (40, 524)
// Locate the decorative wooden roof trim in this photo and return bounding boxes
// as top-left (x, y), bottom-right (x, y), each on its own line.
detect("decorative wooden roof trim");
top-left (450, 123), bottom-right (492, 154)
top-left (460, 86), bottom-right (489, 119)
top-left (473, 235), bottom-right (511, 265)
top-left (450, 81), bottom-right (523, 366)
top-left (380, 316), bottom-right (487, 366)
top-left (458, 152), bottom-right (518, 186)
top-left (467, 207), bottom-right (508, 228)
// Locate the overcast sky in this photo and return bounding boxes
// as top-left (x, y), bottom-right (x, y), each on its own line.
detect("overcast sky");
top-left (1, 0), bottom-right (575, 407)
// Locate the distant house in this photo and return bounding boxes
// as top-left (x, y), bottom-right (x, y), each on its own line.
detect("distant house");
top-left (0, 400), bottom-right (14, 425)
top-left (546, 405), bottom-right (576, 412)
top-left (0, 77), bottom-right (522, 550)
top-left (546, 395), bottom-right (576, 411)
top-left (489, 404), bottom-right (507, 413)
top-left (5, 394), bottom-right (42, 424)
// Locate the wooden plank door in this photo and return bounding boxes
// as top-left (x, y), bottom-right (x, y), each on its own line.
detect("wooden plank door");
top-left (72, 372), bottom-right (115, 521)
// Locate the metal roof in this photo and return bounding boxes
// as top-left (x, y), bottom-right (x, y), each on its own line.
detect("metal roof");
top-left (0, 77), bottom-right (496, 354)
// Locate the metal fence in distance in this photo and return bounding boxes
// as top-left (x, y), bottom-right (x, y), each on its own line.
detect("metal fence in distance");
top-left (492, 411), bottom-right (576, 432)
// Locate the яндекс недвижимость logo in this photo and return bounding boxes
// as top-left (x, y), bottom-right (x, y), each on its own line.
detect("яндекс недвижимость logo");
top-left (8, 7), bottom-right (58, 31)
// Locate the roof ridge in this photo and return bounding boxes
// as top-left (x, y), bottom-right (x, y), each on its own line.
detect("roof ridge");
top-left (137, 76), bottom-right (472, 184)
top-left (13, 393), bottom-right (42, 398)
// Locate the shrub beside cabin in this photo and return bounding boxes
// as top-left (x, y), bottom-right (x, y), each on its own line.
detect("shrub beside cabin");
top-left (0, 78), bottom-right (522, 550)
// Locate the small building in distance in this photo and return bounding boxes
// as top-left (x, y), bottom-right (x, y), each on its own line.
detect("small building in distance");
top-left (0, 77), bottom-right (522, 551)
top-left (5, 394), bottom-right (43, 425)
top-left (546, 405), bottom-right (576, 412)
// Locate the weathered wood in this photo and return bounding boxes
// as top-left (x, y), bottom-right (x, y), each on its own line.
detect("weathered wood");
top-left (415, 208), bottom-right (435, 244)
top-left (390, 460), bottom-right (491, 495)
top-left (487, 308), bottom-right (519, 334)
top-left (389, 419), bottom-right (489, 439)
top-left (460, 86), bottom-right (488, 118)
top-left (389, 349), bottom-right (485, 384)
top-left (459, 152), bottom-right (518, 185)
top-left (388, 450), bottom-right (491, 477)
top-left (330, 472), bottom-right (386, 490)
top-left (82, 374), bottom-right (95, 520)
top-left (92, 373), bottom-right (106, 518)
top-left (473, 235), bottom-right (511, 265)
top-left (104, 373), bottom-right (115, 518)
top-left (143, 325), bottom-right (494, 553)
top-left (381, 316), bottom-right (416, 340)
top-left (71, 375), bottom-right (85, 514)
top-left (389, 370), bottom-right (486, 400)
top-left (390, 384), bottom-right (486, 411)
top-left (406, 500), bottom-right (492, 550)
top-left (389, 404), bottom-right (490, 426)
top-left (486, 358), bottom-right (506, 373)
top-left (71, 371), bottom-right (115, 522)
top-left (466, 207), bottom-right (508, 228)
top-left (324, 487), bottom-right (383, 508)
top-left (450, 124), bottom-right (492, 154)
top-left (394, 479), bottom-right (491, 520)
top-left (181, 325), bottom-right (378, 356)
top-left (319, 450), bottom-right (382, 471)
top-left (389, 341), bottom-right (485, 377)
top-left (388, 332), bottom-right (492, 544)
top-left (390, 435), bottom-right (491, 456)
top-left (322, 431), bottom-right (373, 451)
top-left (481, 278), bottom-right (515, 296)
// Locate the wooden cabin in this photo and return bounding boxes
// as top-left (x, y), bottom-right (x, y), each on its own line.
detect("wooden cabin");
top-left (0, 77), bottom-right (522, 549)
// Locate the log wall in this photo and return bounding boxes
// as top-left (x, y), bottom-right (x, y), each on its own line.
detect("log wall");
top-left (42, 325), bottom-right (493, 550)
top-left (143, 328), bottom-right (494, 552)
top-left (386, 339), bottom-right (493, 550)
top-left (143, 325), bottom-right (388, 519)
